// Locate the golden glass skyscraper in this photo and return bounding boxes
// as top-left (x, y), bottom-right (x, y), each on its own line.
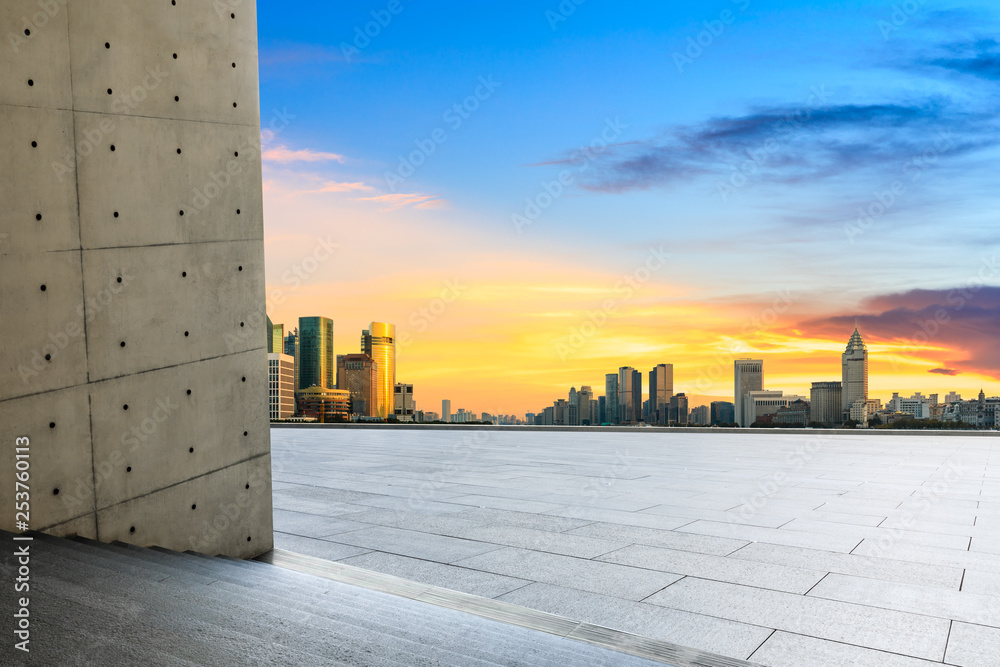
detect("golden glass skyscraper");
top-left (362, 322), bottom-right (396, 419)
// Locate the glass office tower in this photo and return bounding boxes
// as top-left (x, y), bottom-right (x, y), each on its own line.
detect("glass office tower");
top-left (362, 322), bottom-right (396, 419)
top-left (298, 317), bottom-right (335, 390)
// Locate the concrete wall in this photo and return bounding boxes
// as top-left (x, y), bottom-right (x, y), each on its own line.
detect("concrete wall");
top-left (0, 0), bottom-right (272, 558)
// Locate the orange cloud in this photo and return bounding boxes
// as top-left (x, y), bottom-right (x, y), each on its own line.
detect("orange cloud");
top-left (262, 145), bottom-right (346, 164)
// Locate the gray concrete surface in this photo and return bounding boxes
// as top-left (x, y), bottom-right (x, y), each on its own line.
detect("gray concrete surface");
top-left (0, 529), bottom-right (670, 666)
top-left (0, 0), bottom-right (272, 557)
top-left (271, 427), bottom-right (1000, 666)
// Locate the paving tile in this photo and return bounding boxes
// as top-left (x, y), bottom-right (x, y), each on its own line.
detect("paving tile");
top-left (808, 573), bottom-right (1000, 626)
top-left (546, 505), bottom-right (697, 531)
top-left (566, 522), bottom-right (748, 556)
top-left (456, 507), bottom-right (594, 533)
top-left (327, 526), bottom-right (504, 564)
top-left (444, 494), bottom-right (567, 513)
top-left (272, 532), bottom-right (372, 561)
top-left (676, 520), bottom-right (863, 552)
top-left (853, 539), bottom-right (1000, 573)
top-left (498, 583), bottom-right (773, 660)
top-left (454, 548), bottom-right (682, 600)
top-left (645, 577), bottom-right (950, 660)
top-left (752, 631), bottom-right (945, 667)
top-left (272, 509), bottom-right (370, 538)
top-left (339, 551), bottom-right (531, 599)
top-left (960, 569), bottom-right (1000, 597)
top-left (779, 518), bottom-right (971, 550)
top-left (730, 541), bottom-right (963, 590)
top-left (641, 504), bottom-right (795, 528)
top-left (598, 544), bottom-right (825, 594)
top-left (945, 622), bottom-right (1000, 667)
top-left (447, 525), bottom-right (626, 559)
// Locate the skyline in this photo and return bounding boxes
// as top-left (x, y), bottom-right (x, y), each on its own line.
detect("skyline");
top-left (258, 1), bottom-right (1000, 415)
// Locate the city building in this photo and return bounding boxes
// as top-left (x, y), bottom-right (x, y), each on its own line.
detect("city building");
top-left (734, 359), bottom-right (764, 427)
top-left (598, 395), bottom-right (607, 425)
top-left (690, 405), bottom-right (710, 425)
top-left (394, 383), bottom-right (415, 421)
top-left (618, 367), bottom-right (641, 423)
top-left (295, 387), bottom-right (351, 422)
top-left (284, 329), bottom-right (299, 392)
top-left (267, 353), bottom-right (295, 420)
top-left (946, 390), bottom-right (1000, 428)
top-left (525, 412), bottom-right (536, 424)
top-left (743, 390), bottom-right (807, 427)
top-left (605, 374), bottom-right (619, 424)
top-left (710, 401), bottom-right (735, 425)
top-left (579, 386), bottom-right (594, 425)
top-left (945, 392), bottom-right (963, 404)
top-left (542, 406), bottom-right (555, 425)
top-left (889, 392), bottom-right (933, 420)
top-left (773, 399), bottom-right (811, 426)
top-left (567, 387), bottom-right (579, 426)
top-left (442, 400), bottom-right (452, 423)
top-left (669, 393), bottom-right (689, 425)
top-left (842, 328), bottom-right (869, 415)
top-left (553, 399), bottom-right (569, 425)
top-left (298, 316), bottom-right (335, 391)
top-left (336, 353), bottom-right (378, 419)
top-left (649, 364), bottom-right (674, 425)
top-left (810, 381), bottom-right (843, 425)
top-left (362, 322), bottom-right (396, 419)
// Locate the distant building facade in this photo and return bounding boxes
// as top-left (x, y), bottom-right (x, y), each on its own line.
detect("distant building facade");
top-left (669, 393), bottom-right (689, 425)
top-left (810, 381), bottom-right (843, 425)
top-left (605, 374), bottom-right (619, 424)
top-left (711, 401), bottom-right (735, 425)
top-left (743, 390), bottom-right (807, 426)
top-left (649, 364), bottom-right (674, 425)
top-left (362, 322), bottom-right (396, 419)
top-left (442, 400), bottom-right (451, 423)
top-left (842, 328), bottom-right (869, 414)
top-left (336, 353), bottom-right (378, 418)
top-left (298, 316), bottom-right (335, 391)
top-left (295, 387), bottom-right (350, 422)
top-left (268, 353), bottom-right (295, 420)
top-left (394, 383), bottom-right (415, 421)
top-left (734, 359), bottom-right (764, 427)
top-left (889, 392), bottom-right (932, 420)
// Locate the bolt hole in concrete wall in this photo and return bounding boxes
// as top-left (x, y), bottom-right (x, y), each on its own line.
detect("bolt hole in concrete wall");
top-left (1, 0), bottom-right (271, 558)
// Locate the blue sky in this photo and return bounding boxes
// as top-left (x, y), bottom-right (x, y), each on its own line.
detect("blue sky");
top-left (257, 0), bottom-right (1000, 412)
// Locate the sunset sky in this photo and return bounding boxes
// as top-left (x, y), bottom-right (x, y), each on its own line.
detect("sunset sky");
top-left (257, 0), bottom-right (1000, 416)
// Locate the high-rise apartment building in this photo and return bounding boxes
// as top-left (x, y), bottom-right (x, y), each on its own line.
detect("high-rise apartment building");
top-left (605, 374), bottom-right (619, 424)
top-left (810, 381), bottom-right (843, 425)
top-left (362, 322), bottom-right (396, 419)
top-left (618, 367), bottom-right (641, 423)
top-left (268, 353), bottom-right (295, 420)
top-left (710, 401), bottom-right (735, 425)
top-left (598, 395), bottom-right (607, 425)
top-left (442, 399), bottom-right (452, 423)
top-left (842, 328), bottom-right (869, 414)
top-left (394, 384), bottom-right (415, 421)
top-left (734, 359), bottom-right (764, 427)
top-left (579, 386), bottom-right (594, 425)
top-left (298, 317), bottom-right (335, 390)
top-left (336, 353), bottom-right (378, 419)
top-left (567, 387), bottom-right (579, 426)
top-left (669, 393), bottom-right (689, 425)
top-left (649, 364), bottom-right (674, 425)
top-left (284, 329), bottom-right (299, 392)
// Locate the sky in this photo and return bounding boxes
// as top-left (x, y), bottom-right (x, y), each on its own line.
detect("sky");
top-left (257, 0), bottom-right (1000, 416)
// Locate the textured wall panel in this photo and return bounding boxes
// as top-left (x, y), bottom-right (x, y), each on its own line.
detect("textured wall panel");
top-left (0, 251), bottom-right (89, 400)
top-left (81, 240), bottom-right (265, 380)
top-left (0, 1), bottom-right (272, 557)
top-left (0, 104), bottom-right (79, 255)
top-left (75, 112), bottom-right (262, 249)
top-left (0, 386), bottom-right (95, 530)
top-left (67, 0), bottom-right (259, 125)
top-left (96, 455), bottom-right (273, 559)
top-left (89, 350), bottom-right (269, 509)
top-left (0, 0), bottom-right (73, 109)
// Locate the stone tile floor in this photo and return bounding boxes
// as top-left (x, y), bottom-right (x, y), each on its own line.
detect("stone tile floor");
top-left (270, 428), bottom-right (1000, 666)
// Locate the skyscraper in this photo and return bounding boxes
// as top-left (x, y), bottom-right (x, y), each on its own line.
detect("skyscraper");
top-left (598, 395), bottom-right (607, 425)
top-left (811, 381), bottom-right (843, 425)
top-left (568, 387), bottom-right (579, 426)
top-left (649, 364), bottom-right (674, 425)
top-left (618, 367), bottom-right (641, 423)
top-left (336, 353), bottom-right (378, 418)
top-left (605, 374), bottom-right (619, 424)
top-left (270, 322), bottom-right (284, 356)
top-left (710, 401), bottom-right (735, 425)
top-left (442, 399), bottom-right (452, 423)
top-left (579, 386), bottom-right (594, 425)
top-left (842, 328), bottom-right (869, 414)
top-left (298, 317), bottom-right (334, 390)
top-left (669, 393), bottom-right (689, 424)
top-left (362, 322), bottom-right (396, 419)
top-left (267, 353), bottom-right (295, 420)
top-left (284, 328), bottom-right (299, 392)
top-left (734, 359), bottom-right (764, 427)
